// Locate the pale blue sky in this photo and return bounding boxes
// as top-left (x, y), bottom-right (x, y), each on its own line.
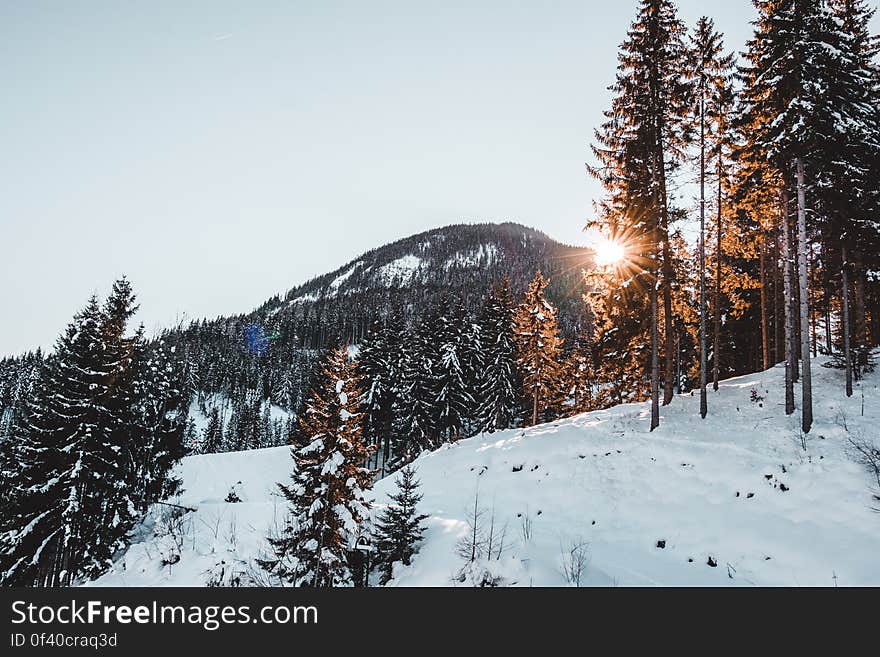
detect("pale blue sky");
top-left (2, 1), bottom-right (876, 354)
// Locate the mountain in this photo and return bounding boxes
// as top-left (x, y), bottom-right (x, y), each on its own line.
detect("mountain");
top-left (87, 352), bottom-right (880, 587)
top-left (260, 221), bottom-right (592, 345)
top-left (168, 222), bottom-right (595, 417)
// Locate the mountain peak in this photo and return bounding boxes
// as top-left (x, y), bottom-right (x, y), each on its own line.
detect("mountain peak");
top-left (265, 222), bottom-right (588, 335)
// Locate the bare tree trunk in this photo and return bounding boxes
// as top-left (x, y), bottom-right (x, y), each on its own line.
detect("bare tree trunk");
top-left (781, 189), bottom-right (795, 416)
top-left (795, 158), bottom-right (812, 434)
top-left (773, 233), bottom-right (781, 363)
top-left (790, 217), bottom-right (800, 383)
top-left (760, 231), bottom-right (770, 370)
top-left (662, 281), bottom-right (674, 404)
top-left (842, 244), bottom-right (853, 398)
top-left (651, 114), bottom-right (665, 426)
top-left (651, 278), bottom-right (660, 431)
top-left (661, 204), bottom-right (674, 406)
top-left (532, 385), bottom-right (538, 427)
top-left (810, 246), bottom-right (818, 358)
top-left (699, 97), bottom-right (707, 418)
top-left (853, 251), bottom-right (867, 373)
top-left (656, 143), bottom-right (674, 406)
top-left (824, 305), bottom-right (832, 355)
top-left (713, 156), bottom-right (722, 391)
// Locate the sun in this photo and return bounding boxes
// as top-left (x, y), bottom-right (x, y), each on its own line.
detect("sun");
top-left (592, 237), bottom-right (626, 267)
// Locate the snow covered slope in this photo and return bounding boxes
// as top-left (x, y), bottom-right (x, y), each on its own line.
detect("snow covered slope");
top-left (89, 355), bottom-right (880, 587)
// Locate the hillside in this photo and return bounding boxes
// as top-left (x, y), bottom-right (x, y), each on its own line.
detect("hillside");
top-left (164, 222), bottom-right (593, 440)
top-left (88, 353), bottom-right (880, 587)
top-left (259, 221), bottom-right (591, 345)
top-left (274, 223), bottom-right (589, 339)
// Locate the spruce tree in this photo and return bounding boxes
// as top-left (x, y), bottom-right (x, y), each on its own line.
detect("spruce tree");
top-left (566, 337), bottom-right (594, 415)
top-left (358, 310), bottom-right (404, 472)
top-left (513, 272), bottom-right (565, 426)
top-left (688, 16), bottom-right (736, 418)
top-left (433, 297), bottom-right (474, 441)
top-left (260, 346), bottom-right (373, 587)
top-left (202, 405), bottom-right (224, 454)
top-left (474, 279), bottom-right (521, 433)
top-left (127, 332), bottom-right (188, 514)
top-left (98, 279), bottom-right (142, 558)
top-left (372, 465), bottom-right (429, 585)
top-left (1, 280), bottom-right (186, 586)
top-left (1, 296), bottom-right (117, 585)
top-left (393, 317), bottom-right (439, 461)
top-left (589, 0), bottom-right (691, 429)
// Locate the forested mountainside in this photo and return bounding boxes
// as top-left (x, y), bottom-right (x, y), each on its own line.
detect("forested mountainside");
top-left (163, 222), bottom-right (593, 413)
top-left (0, 223), bottom-right (594, 462)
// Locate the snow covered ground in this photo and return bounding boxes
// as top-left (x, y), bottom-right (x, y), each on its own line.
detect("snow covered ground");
top-left (89, 355), bottom-right (880, 587)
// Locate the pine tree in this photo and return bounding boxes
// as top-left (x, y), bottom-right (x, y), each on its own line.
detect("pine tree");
top-left (202, 406), bottom-right (224, 454)
top-left (127, 332), bottom-right (188, 514)
top-left (1, 280), bottom-right (185, 586)
top-left (372, 465), bottom-right (429, 585)
top-left (688, 16), bottom-right (736, 417)
top-left (474, 279), bottom-right (521, 433)
top-left (433, 297), bottom-right (474, 441)
top-left (513, 272), bottom-right (565, 426)
top-left (393, 317), bottom-right (439, 461)
top-left (260, 346), bottom-right (373, 587)
top-left (566, 337), bottom-right (594, 415)
top-left (589, 0), bottom-right (691, 429)
top-left (97, 279), bottom-right (143, 558)
top-left (358, 310), bottom-right (404, 472)
top-left (1, 296), bottom-right (118, 585)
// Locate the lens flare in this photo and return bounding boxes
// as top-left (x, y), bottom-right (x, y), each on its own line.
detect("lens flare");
top-left (593, 237), bottom-right (626, 266)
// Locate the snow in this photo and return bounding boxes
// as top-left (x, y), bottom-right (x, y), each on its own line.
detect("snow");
top-left (377, 254), bottom-right (423, 285)
top-left (188, 396), bottom-right (291, 431)
top-left (88, 354), bottom-right (880, 586)
top-left (328, 263), bottom-right (360, 293)
top-left (445, 244), bottom-right (499, 270)
top-left (289, 292), bottom-right (320, 305)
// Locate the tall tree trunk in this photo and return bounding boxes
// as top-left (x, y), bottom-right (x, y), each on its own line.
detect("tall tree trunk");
top-left (773, 233), bottom-right (781, 363)
top-left (532, 385), bottom-right (538, 427)
top-left (651, 278), bottom-right (660, 431)
top-left (699, 97), bottom-right (707, 418)
top-left (795, 158), bottom-right (812, 434)
top-left (760, 231), bottom-right (770, 370)
top-left (790, 220), bottom-right (800, 383)
top-left (651, 181), bottom-right (661, 432)
top-left (824, 305), bottom-right (832, 356)
top-left (853, 251), bottom-right (867, 373)
top-left (781, 189), bottom-right (795, 416)
top-left (660, 176), bottom-right (674, 406)
top-left (713, 156), bottom-right (722, 391)
top-left (810, 246), bottom-right (818, 358)
top-left (842, 245), bottom-right (853, 398)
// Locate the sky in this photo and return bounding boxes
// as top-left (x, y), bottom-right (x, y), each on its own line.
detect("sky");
top-left (1, 1), bottom-right (877, 355)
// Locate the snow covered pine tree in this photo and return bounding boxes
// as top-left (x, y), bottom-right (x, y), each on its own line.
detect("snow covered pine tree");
top-left (0, 279), bottom-right (186, 587)
top-left (513, 272), bottom-right (565, 426)
top-left (260, 345), bottom-right (373, 587)
top-left (372, 465), bottom-right (429, 585)
top-left (474, 278), bottom-right (521, 433)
